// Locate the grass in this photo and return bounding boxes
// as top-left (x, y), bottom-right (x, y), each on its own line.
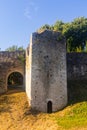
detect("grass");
top-left (0, 80), bottom-right (87, 130)
top-left (55, 102), bottom-right (87, 129)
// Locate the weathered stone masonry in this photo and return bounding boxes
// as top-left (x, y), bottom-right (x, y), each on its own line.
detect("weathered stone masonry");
top-left (67, 53), bottom-right (87, 80)
top-left (0, 51), bottom-right (25, 93)
top-left (1, 30), bottom-right (87, 113)
top-left (26, 30), bottom-right (67, 112)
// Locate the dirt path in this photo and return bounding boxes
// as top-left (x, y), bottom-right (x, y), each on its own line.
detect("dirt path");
top-left (0, 89), bottom-right (58, 130)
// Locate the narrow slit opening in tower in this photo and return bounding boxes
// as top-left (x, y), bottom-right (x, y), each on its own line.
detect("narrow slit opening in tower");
top-left (47, 101), bottom-right (52, 113)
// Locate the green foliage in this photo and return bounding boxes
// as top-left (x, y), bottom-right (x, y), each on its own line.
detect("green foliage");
top-left (76, 46), bottom-right (82, 52)
top-left (38, 17), bottom-right (87, 52)
top-left (17, 55), bottom-right (25, 64)
top-left (5, 45), bottom-right (25, 52)
top-left (57, 35), bottom-right (64, 42)
top-left (64, 17), bottom-right (87, 52)
top-left (5, 45), bottom-right (25, 64)
top-left (37, 24), bottom-right (53, 33)
top-left (53, 20), bottom-right (64, 32)
top-left (56, 102), bottom-right (87, 129)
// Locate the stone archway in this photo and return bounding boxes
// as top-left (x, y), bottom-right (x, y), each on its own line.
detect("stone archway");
top-left (7, 71), bottom-right (24, 90)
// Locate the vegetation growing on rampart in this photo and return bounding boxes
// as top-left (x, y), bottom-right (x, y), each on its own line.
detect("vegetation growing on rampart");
top-left (38, 17), bottom-right (87, 52)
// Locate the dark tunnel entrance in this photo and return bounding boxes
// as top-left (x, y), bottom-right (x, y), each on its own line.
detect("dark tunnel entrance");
top-left (7, 72), bottom-right (23, 90)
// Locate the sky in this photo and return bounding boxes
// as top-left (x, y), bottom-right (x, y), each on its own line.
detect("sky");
top-left (0, 0), bottom-right (87, 51)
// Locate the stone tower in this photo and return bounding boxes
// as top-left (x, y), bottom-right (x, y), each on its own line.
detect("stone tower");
top-left (26, 30), bottom-right (67, 113)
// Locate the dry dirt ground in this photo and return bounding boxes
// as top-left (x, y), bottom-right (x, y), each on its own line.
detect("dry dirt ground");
top-left (0, 88), bottom-right (87, 130)
top-left (0, 89), bottom-right (59, 130)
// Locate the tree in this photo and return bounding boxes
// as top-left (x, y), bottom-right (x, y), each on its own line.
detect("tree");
top-left (37, 24), bottom-right (52, 32)
top-left (53, 20), bottom-right (64, 32)
top-left (38, 17), bottom-right (87, 52)
top-left (64, 17), bottom-right (87, 52)
top-left (5, 45), bottom-right (25, 52)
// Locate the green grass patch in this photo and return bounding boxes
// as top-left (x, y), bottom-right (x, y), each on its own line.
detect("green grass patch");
top-left (55, 80), bottom-right (87, 129)
top-left (56, 102), bottom-right (87, 129)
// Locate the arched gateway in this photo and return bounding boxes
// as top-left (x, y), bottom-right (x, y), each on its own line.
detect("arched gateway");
top-left (7, 71), bottom-right (23, 89)
top-left (0, 51), bottom-right (25, 93)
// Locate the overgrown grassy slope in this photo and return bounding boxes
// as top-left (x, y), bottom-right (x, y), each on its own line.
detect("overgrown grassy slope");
top-left (0, 80), bottom-right (87, 130)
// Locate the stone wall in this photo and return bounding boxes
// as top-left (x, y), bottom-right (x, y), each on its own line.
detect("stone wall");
top-left (0, 51), bottom-right (25, 94)
top-left (1, 31), bottom-right (87, 113)
top-left (26, 30), bottom-right (67, 112)
top-left (67, 53), bottom-right (87, 80)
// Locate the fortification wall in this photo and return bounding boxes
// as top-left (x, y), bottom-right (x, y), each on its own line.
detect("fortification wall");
top-left (0, 51), bottom-right (25, 94)
top-left (67, 53), bottom-right (87, 80)
top-left (26, 30), bottom-right (67, 112)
